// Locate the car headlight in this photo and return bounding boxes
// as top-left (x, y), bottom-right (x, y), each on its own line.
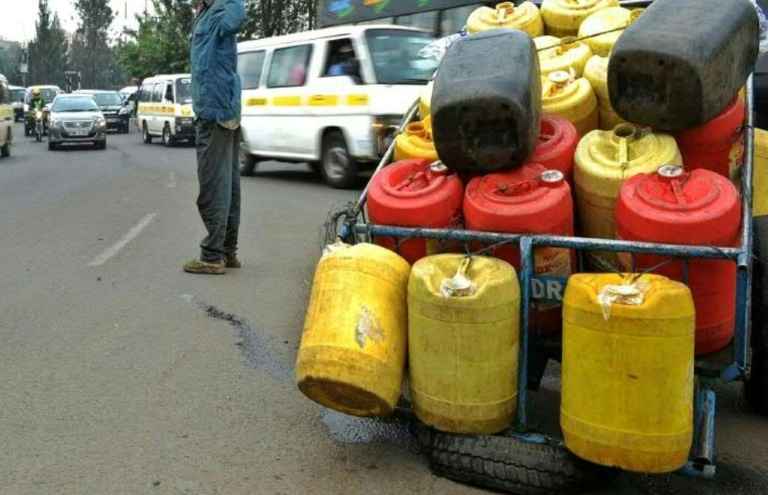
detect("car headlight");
top-left (95, 117), bottom-right (106, 127)
top-left (119, 107), bottom-right (128, 115)
top-left (50, 118), bottom-right (60, 127)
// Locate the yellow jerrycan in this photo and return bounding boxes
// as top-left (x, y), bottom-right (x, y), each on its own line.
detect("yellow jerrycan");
top-left (562, 273), bottom-right (695, 473)
top-left (583, 55), bottom-right (626, 130)
top-left (542, 70), bottom-right (598, 136)
top-left (394, 118), bottom-right (439, 162)
top-left (296, 242), bottom-right (410, 418)
top-left (466, 2), bottom-right (544, 38)
top-left (578, 7), bottom-right (643, 57)
top-left (534, 36), bottom-right (593, 78)
top-left (408, 255), bottom-right (520, 434)
top-left (574, 124), bottom-right (681, 270)
top-left (419, 80), bottom-right (433, 120)
top-left (755, 128), bottom-right (768, 217)
top-left (540, 0), bottom-right (619, 38)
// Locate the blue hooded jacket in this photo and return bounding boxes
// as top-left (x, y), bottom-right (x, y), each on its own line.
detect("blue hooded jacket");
top-left (191, 0), bottom-right (246, 122)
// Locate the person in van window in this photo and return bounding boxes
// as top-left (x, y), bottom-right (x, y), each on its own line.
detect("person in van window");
top-left (288, 53), bottom-right (306, 86)
top-left (184, 0), bottom-right (246, 275)
top-left (328, 44), bottom-right (358, 78)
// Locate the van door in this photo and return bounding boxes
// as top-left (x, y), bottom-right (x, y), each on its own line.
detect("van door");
top-left (149, 82), bottom-right (165, 134)
top-left (238, 49), bottom-right (268, 154)
top-left (261, 43), bottom-right (315, 157)
top-left (0, 80), bottom-right (11, 150)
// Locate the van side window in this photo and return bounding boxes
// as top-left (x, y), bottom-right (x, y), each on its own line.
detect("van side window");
top-left (151, 83), bottom-right (164, 103)
top-left (140, 85), bottom-right (152, 103)
top-left (323, 39), bottom-right (361, 83)
top-left (267, 45), bottom-right (313, 88)
top-left (164, 84), bottom-right (174, 103)
top-left (239, 50), bottom-right (266, 90)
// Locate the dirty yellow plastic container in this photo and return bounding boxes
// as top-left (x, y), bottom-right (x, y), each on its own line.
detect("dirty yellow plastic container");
top-left (583, 55), bottom-right (626, 130)
top-left (467, 1), bottom-right (544, 37)
top-left (540, 0), bottom-right (619, 38)
top-left (578, 7), bottom-right (643, 57)
top-left (296, 242), bottom-right (410, 418)
top-left (534, 36), bottom-right (593, 78)
top-left (562, 273), bottom-right (695, 473)
top-left (542, 71), bottom-right (598, 136)
top-left (394, 118), bottom-right (439, 162)
top-left (409, 255), bottom-right (520, 434)
top-left (419, 80), bottom-right (433, 120)
top-left (755, 128), bottom-right (768, 217)
top-left (574, 124), bottom-right (681, 270)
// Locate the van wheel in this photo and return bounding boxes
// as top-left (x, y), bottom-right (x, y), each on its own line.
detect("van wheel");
top-left (162, 124), bottom-right (174, 147)
top-left (321, 131), bottom-right (357, 189)
top-left (142, 123), bottom-right (152, 144)
top-left (1, 130), bottom-right (10, 157)
top-left (240, 147), bottom-right (257, 176)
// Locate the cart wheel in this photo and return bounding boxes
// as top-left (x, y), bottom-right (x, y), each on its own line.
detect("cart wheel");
top-left (747, 216), bottom-right (768, 414)
top-left (411, 421), bottom-right (618, 495)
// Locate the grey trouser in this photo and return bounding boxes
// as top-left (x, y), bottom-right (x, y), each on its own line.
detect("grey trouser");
top-left (195, 118), bottom-right (241, 262)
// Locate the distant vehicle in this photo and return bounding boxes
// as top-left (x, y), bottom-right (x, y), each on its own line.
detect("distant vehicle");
top-left (47, 94), bottom-right (107, 151)
top-left (237, 25), bottom-right (438, 188)
top-left (24, 85), bottom-right (62, 137)
top-left (9, 85), bottom-right (26, 121)
top-left (75, 89), bottom-right (131, 133)
top-left (118, 85), bottom-right (137, 103)
top-left (0, 74), bottom-right (13, 158)
top-left (136, 74), bottom-right (195, 146)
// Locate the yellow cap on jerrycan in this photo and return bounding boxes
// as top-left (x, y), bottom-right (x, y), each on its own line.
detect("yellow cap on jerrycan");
top-left (408, 255), bottom-right (520, 434)
top-left (574, 124), bottom-right (681, 270)
top-left (540, 0), bottom-right (619, 38)
top-left (466, 2), bottom-right (544, 38)
top-left (583, 55), bottom-right (626, 130)
top-left (534, 36), bottom-right (593, 78)
top-left (394, 118), bottom-right (439, 162)
top-left (296, 242), bottom-right (410, 418)
top-left (562, 273), bottom-right (694, 473)
top-left (419, 80), bottom-right (433, 120)
top-left (542, 70), bottom-right (598, 136)
top-left (578, 7), bottom-right (643, 57)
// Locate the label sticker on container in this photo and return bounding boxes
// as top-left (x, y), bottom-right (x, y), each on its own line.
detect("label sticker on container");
top-left (534, 246), bottom-right (571, 309)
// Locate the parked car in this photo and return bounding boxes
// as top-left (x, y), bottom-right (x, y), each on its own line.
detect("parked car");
top-left (47, 94), bottom-right (107, 151)
top-left (75, 89), bottom-right (131, 133)
top-left (9, 85), bottom-right (25, 121)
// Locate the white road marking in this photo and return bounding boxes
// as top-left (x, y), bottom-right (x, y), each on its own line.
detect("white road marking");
top-left (166, 172), bottom-right (178, 189)
top-left (89, 213), bottom-right (157, 266)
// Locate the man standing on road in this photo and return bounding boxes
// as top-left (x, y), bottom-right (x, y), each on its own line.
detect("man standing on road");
top-left (184, 0), bottom-right (246, 275)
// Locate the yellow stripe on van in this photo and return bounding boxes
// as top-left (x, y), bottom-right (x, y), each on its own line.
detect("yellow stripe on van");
top-left (346, 94), bottom-right (369, 106)
top-left (246, 97), bottom-right (268, 107)
top-left (273, 96), bottom-right (302, 107)
top-left (308, 95), bottom-right (339, 106)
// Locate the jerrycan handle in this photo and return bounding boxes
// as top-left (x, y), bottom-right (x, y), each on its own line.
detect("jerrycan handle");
top-left (440, 256), bottom-right (477, 298)
top-left (612, 124), bottom-right (639, 168)
top-left (657, 164), bottom-right (689, 205)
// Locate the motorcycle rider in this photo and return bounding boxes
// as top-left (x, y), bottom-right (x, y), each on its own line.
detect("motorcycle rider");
top-left (27, 87), bottom-right (47, 136)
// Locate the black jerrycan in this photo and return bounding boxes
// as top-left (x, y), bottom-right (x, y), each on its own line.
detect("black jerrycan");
top-left (431, 29), bottom-right (541, 174)
top-left (608, 0), bottom-right (759, 131)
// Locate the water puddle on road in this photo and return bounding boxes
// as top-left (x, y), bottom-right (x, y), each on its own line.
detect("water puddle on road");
top-left (181, 294), bottom-right (293, 382)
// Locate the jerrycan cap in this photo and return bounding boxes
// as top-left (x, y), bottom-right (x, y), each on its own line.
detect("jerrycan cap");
top-left (548, 71), bottom-right (570, 86)
top-left (429, 161), bottom-right (449, 174)
top-left (540, 169), bottom-right (564, 186)
top-left (657, 164), bottom-right (684, 182)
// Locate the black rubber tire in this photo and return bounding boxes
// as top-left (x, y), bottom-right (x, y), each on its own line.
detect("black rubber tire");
top-left (321, 130), bottom-right (358, 189)
top-left (162, 124), bottom-right (174, 147)
top-left (142, 123), bottom-right (152, 144)
top-left (412, 422), bottom-right (618, 495)
top-left (308, 161), bottom-right (321, 174)
top-left (747, 216), bottom-right (768, 414)
top-left (97, 140), bottom-right (107, 150)
top-left (48, 142), bottom-right (56, 151)
top-left (1, 129), bottom-right (10, 157)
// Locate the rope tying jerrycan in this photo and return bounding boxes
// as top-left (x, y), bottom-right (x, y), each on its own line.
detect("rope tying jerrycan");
top-left (574, 124), bottom-right (681, 270)
top-left (578, 7), bottom-right (643, 57)
top-left (467, 2), bottom-right (544, 38)
top-left (394, 118), bottom-right (439, 162)
top-left (534, 36), bottom-right (593, 78)
top-left (540, 0), bottom-right (619, 38)
top-left (583, 55), bottom-right (626, 130)
top-left (542, 70), bottom-right (598, 137)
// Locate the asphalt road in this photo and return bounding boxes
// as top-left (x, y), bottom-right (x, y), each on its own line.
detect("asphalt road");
top-left (0, 123), bottom-right (766, 495)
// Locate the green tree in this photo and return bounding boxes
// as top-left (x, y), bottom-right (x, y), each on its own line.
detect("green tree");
top-left (241, 0), bottom-right (316, 40)
top-left (27, 0), bottom-right (69, 88)
top-left (0, 43), bottom-right (22, 86)
top-left (70, 0), bottom-right (115, 88)
top-left (116, 0), bottom-right (195, 81)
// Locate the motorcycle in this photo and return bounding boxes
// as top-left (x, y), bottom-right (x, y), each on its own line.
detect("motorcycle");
top-left (34, 110), bottom-right (44, 143)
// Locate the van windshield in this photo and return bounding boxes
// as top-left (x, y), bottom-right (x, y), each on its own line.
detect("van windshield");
top-left (365, 29), bottom-right (437, 85)
top-left (10, 89), bottom-right (25, 103)
top-left (176, 78), bottom-right (193, 104)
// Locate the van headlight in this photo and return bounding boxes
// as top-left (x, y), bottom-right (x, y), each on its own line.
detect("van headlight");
top-left (118, 106), bottom-right (129, 115)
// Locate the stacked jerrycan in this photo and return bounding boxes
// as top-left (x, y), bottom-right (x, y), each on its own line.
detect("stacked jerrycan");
top-left (574, 124), bottom-right (681, 270)
top-left (541, 70), bottom-right (598, 137)
top-left (534, 36), bottom-right (593, 78)
top-left (540, 0), bottom-right (618, 37)
top-left (578, 7), bottom-right (643, 57)
top-left (466, 2), bottom-right (544, 37)
top-left (394, 117), bottom-right (438, 163)
top-left (584, 55), bottom-right (625, 131)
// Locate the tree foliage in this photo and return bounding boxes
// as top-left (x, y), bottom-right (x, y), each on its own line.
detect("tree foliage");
top-left (27, 0), bottom-right (69, 88)
top-left (241, 0), bottom-right (316, 40)
top-left (70, 0), bottom-right (115, 88)
top-left (0, 43), bottom-right (22, 86)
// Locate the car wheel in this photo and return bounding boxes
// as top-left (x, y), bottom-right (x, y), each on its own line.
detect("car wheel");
top-left (142, 123), bottom-right (152, 144)
top-left (162, 124), bottom-right (174, 147)
top-left (321, 130), bottom-right (358, 189)
top-left (97, 140), bottom-right (107, 150)
top-left (48, 141), bottom-right (57, 151)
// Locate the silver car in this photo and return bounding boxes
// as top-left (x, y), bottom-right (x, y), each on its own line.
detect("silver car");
top-left (48, 94), bottom-right (107, 151)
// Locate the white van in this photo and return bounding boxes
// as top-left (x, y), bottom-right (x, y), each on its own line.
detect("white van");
top-left (0, 75), bottom-right (13, 158)
top-left (9, 85), bottom-right (26, 121)
top-left (137, 74), bottom-right (195, 146)
top-left (237, 25), bottom-right (438, 188)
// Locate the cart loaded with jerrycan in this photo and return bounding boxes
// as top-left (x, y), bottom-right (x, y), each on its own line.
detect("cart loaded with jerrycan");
top-left (296, 0), bottom-right (768, 492)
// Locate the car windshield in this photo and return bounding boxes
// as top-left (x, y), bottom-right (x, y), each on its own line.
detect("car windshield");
top-left (27, 88), bottom-right (59, 104)
top-left (91, 93), bottom-right (123, 106)
top-left (10, 89), bottom-right (25, 102)
top-left (176, 78), bottom-right (192, 104)
top-left (52, 97), bottom-right (99, 113)
top-left (365, 29), bottom-right (438, 85)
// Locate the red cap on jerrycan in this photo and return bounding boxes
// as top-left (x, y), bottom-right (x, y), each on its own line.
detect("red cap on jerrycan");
top-left (367, 159), bottom-right (464, 265)
top-left (616, 164), bottom-right (741, 355)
